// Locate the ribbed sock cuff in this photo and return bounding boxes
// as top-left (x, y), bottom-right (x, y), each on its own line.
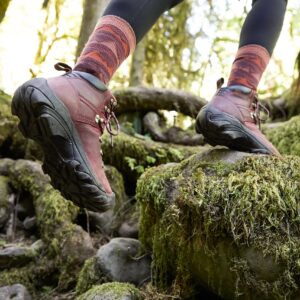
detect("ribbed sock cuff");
top-left (227, 44), bottom-right (270, 91)
top-left (74, 15), bottom-right (136, 84)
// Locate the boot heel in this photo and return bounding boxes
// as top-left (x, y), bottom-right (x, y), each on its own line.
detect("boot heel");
top-left (196, 107), bottom-right (250, 147)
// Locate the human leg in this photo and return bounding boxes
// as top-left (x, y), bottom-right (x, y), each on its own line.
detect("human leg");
top-left (196, 0), bottom-right (287, 155)
top-left (11, 0), bottom-right (183, 212)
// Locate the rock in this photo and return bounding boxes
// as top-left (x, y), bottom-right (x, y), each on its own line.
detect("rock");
top-left (76, 238), bottom-right (151, 295)
top-left (118, 221), bottom-right (138, 239)
top-left (79, 166), bottom-right (128, 236)
top-left (0, 245), bottom-right (36, 269)
top-left (61, 225), bottom-right (95, 264)
top-left (136, 149), bottom-right (300, 299)
top-left (15, 192), bottom-right (35, 222)
top-left (0, 176), bottom-right (12, 229)
top-left (76, 282), bottom-right (141, 300)
top-left (0, 284), bottom-right (32, 300)
top-left (23, 216), bottom-right (36, 231)
top-left (96, 238), bottom-right (151, 286)
top-left (86, 210), bottom-right (114, 235)
top-left (117, 204), bottom-right (139, 239)
top-left (265, 115), bottom-right (300, 156)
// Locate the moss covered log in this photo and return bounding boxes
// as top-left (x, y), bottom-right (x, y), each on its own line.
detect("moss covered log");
top-left (265, 115), bottom-right (300, 156)
top-left (102, 132), bottom-right (203, 191)
top-left (137, 149), bottom-right (300, 299)
top-left (0, 159), bottom-right (95, 297)
top-left (114, 87), bottom-right (207, 118)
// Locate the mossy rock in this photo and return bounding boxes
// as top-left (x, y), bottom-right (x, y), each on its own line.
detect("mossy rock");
top-left (76, 282), bottom-right (141, 300)
top-left (265, 115), bottom-right (300, 156)
top-left (137, 149), bottom-right (300, 299)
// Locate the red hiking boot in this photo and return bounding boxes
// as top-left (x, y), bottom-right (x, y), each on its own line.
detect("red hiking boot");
top-left (196, 79), bottom-right (280, 156)
top-left (11, 63), bottom-right (119, 212)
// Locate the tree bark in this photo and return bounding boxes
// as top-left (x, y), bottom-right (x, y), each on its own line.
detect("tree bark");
top-left (75, 0), bottom-right (110, 60)
top-left (143, 112), bottom-right (205, 146)
top-left (114, 87), bottom-right (207, 118)
top-left (129, 39), bottom-right (146, 87)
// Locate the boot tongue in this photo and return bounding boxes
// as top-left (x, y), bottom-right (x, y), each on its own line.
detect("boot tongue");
top-left (227, 85), bottom-right (252, 94)
top-left (69, 71), bottom-right (108, 92)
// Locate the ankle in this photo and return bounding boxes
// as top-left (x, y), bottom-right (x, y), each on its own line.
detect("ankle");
top-left (227, 85), bottom-right (252, 94)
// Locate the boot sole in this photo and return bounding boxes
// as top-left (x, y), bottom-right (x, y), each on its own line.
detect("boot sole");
top-left (196, 106), bottom-right (271, 154)
top-left (11, 78), bottom-right (115, 213)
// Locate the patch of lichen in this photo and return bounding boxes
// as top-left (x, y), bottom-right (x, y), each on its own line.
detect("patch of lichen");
top-left (137, 153), bottom-right (300, 298)
top-left (265, 115), bottom-right (300, 156)
top-left (76, 282), bottom-right (141, 300)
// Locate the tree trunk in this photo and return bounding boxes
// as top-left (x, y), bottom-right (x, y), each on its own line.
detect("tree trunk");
top-left (0, 0), bottom-right (11, 24)
top-left (114, 87), bottom-right (207, 118)
top-left (129, 39), bottom-right (146, 87)
top-left (75, 0), bottom-right (110, 60)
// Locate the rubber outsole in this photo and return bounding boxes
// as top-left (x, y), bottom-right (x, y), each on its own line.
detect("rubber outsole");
top-left (11, 78), bottom-right (115, 213)
top-left (196, 106), bottom-right (271, 155)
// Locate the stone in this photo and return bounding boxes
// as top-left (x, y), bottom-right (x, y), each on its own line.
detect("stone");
top-left (137, 149), bottom-right (300, 299)
top-left (82, 166), bottom-right (128, 236)
top-left (76, 282), bottom-right (141, 300)
top-left (0, 284), bottom-right (32, 300)
top-left (118, 221), bottom-right (138, 239)
top-left (96, 238), bottom-right (151, 286)
top-left (0, 245), bottom-right (36, 269)
top-left (23, 216), bottom-right (36, 231)
top-left (0, 176), bottom-right (11, 229)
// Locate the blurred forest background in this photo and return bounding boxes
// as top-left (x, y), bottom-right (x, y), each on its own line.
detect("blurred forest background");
top-left (1, 0), bottom-right (300, 105)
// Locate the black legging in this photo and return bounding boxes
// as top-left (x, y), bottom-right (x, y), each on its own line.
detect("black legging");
top-left (104, 0), bottom-right (287, 55)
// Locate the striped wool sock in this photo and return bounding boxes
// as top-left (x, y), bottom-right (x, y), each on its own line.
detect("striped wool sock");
top-left (227, 44), bottom-right (270, 91)
top-left (74, 15), bottom-right (136, 84)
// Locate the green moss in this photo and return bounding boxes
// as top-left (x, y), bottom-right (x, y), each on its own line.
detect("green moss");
top-left (102, 132), bottom-right (202, 190)
top-left (76, 282), bottom-right (141, 300)
top-left (1, 159), bottom-right (85, 291)
top-left (137, 152), bottom-right (300, 298)
top-left (76, 258), bottom-right (98, 295)
top-left (265, 115), bottom-right (300, 156)
top-left (0, 258), bottom-right (57, 299)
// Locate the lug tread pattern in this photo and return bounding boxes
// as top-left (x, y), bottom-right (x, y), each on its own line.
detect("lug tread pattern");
top-left (196, 106), bottom-right (270, 155)
top-left (11, 78), bottom-right (114, 213)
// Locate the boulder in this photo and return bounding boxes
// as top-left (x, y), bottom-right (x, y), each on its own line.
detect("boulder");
top-left (136, 149), bottom-right (300, 299)
top-left (96, 238), bottom-right (151, 286)
top-left (0, 284), bottom-right (32, 300)
top-left (76, 282), bottom-right (141, 300)
top-left (0, 175), bottom-right (11, 229)
top-left (76, 238), bottom-right (151, 295)
top-left (0, 245), bottom-right (37, 269)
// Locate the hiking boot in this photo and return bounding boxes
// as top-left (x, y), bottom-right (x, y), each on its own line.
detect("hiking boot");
top-left (11, 63), bottom-right (119, 212)
top-left (196, 79), bottom-right (280, 156)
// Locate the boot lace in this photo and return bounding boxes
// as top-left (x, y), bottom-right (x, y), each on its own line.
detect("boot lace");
top-left (251, 96), bottom-right (269, 129)
top-left (54, 62), bottom-right (120, 147)
top-left (95, 95), bottom-right (120, 147)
